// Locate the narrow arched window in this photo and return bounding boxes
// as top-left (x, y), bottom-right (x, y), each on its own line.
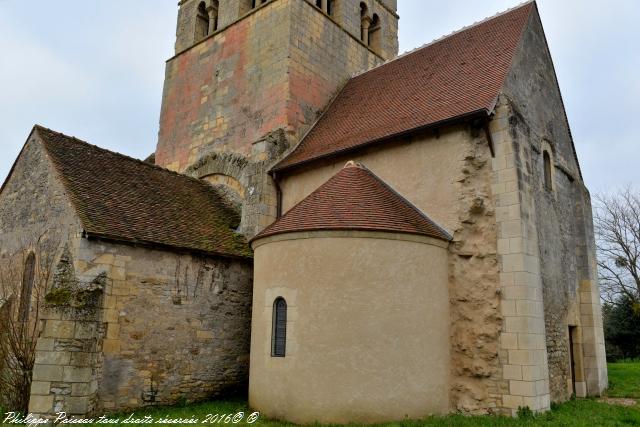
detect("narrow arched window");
top-left (327, 0), bottom-right (334, 16)
top-left (210, 0), bottom-right (219, 33)
top-left (195, 2), bottom-right (210, 40)
top-left (271, 297), bottom-right (287, 357)
top-left (18, 252), bottom-right (35, 323)
top-left (315, 0), bottom-right (330, 14)
top-left (368, 13), bottom-right (381, 52)
top-left (543, 150), bottom-right (553, 190)
top-left (360, 3), bottom-right (370, 44)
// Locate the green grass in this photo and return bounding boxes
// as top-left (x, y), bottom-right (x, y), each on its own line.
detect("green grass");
top-left (65, 398), bottom-right (640, 427)
top-left (8, 362), bottom-right (639, 426)
top-left (607, 361), bottom-right (640, 398)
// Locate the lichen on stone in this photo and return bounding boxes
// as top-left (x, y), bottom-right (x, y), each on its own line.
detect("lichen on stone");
top-left (45, 272), bottom-right (105, 311)
top-left (44, 287), bottom-right (73, 306)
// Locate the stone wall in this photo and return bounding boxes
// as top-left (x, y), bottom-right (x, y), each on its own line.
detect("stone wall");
top-left (489, 98), bottom-right (551, 414)
top-left (1, 132), bottom-right (255, 418)
top-left (176, 0), bottom-right (398, 59)
top-left (80, 239), bottom-right (253, 412)
top-left (0, 133), bottom-right (90, 415)
top-left (0, 133), bottom-right (81, 256)
top-left (30, 301), bottom-right (104, 417)
top-left (501, 7), bottom-right (607, 402)
top-left (29, 237), bottom-right (253, 416)
top-left (447, 126), bottom-right (505, 415)
top-left (157, 0), bottom-right (386, 173)
top-left (183, 130), bottom-right (287, 237)
top-left (0, 133), bottom-right (104, 417)
top-left (157, 0), bottom-right (390, 237)
top-left (158, 1), bottom-right (292, 170)
top-left (323, 0), bottom-right (398, 60)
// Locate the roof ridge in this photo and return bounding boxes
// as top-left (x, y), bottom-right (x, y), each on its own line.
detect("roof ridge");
top-left (33, 124), bottom-right (212, 191)
top-left (351, 0), bottom-right (535, 79)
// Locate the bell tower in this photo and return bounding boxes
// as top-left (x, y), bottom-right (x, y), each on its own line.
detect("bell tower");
top-left (155, 0), bottom-right (398, 236)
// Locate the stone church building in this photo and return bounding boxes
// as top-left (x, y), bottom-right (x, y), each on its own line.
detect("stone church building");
top-left (0, 0), bottom-right (607, 423)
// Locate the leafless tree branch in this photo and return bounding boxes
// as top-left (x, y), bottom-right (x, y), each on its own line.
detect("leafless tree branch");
top-left (594, 186), bottom-right (640, 305)
top-left (0, 233), bottom-right (59, 413)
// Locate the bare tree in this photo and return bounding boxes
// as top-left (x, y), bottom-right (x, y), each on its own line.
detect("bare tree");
top-left (594, 187), bottom-right (640, 307)
top-left (0, 234), bottom-right (58, 413)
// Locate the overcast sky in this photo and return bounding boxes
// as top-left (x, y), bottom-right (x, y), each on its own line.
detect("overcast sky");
top-left (0, 1), bottom-right (638, 194)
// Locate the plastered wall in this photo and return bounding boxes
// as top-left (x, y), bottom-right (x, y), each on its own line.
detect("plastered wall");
top-left (250, 231), bottom-right (450, 424)
top-left (276, 125), bottom-right (509, 414)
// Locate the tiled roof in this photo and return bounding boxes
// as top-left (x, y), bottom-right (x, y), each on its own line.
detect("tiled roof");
top-left (253, 162), bottom-right (451, 241)
top-left (35, 126), bottom-right (252, 258)
top-left (273, 2), bottom-right (534, 171)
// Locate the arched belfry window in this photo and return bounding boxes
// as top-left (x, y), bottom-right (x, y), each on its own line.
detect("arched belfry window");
top-left (271, 297), bottom-right (287, 357)
top-left (246, 0), bottom-right (268, 11)
top-left (368, 13), bottom-right (381, 52)
top-left (210, 0), bottom-right (219, 33)
top-left (360, 3), bottom-right (370, 45)
top-left (18, 252), bottom-right (35, 323)
top-left (543, 150), bottom-right (553, 190)
top-left (195, 2), bottom-right (210, 40)
top-left (314, 0), bottom-right (332, 14)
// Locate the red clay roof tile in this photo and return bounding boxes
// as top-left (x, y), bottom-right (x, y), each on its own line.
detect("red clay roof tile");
top-left (253, 162), bottom-right (451, 241)
top-left (274, 2), bottom-right (534, 171)
top-left (35, 126), bottom-right (252, 258)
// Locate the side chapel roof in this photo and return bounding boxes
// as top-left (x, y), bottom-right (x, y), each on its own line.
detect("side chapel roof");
top-left (253, 161), bottom-right (451, 242)
top-left (32, 126), bottom-right (252, 258)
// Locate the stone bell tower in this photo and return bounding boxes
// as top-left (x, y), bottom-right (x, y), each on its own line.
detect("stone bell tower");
top-left (155, 0), bottom-right (398, 236)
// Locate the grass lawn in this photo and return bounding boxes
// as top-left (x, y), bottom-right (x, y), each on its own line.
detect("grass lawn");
top-left (607, 361), bottom-right (640, 398)
top-left (67, 397), bottom-right (639, 427)
top-left (5, 363), bottom-right (638, 426)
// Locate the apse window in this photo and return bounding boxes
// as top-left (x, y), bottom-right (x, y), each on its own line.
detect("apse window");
top-left (271, 297), bottom-right (287, 357)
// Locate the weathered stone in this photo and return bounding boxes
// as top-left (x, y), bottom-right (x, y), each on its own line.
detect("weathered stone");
top-left (63, 366), bottom-right (92, 383)
top-left (196, 330), bottom-right (215, 340)
top-left (43, 320), bottom-right (75, 339)
top-left (32, 365), bottom-right (64, 382)
top-left (74, 322), bottom-right (96, 339)
top-left (65, 397), bottom-right (89, 414)
top-left (30, 381), bottom-right (51, 395)
top-left (35, 351), bottom-right (71, 366)
top-left (70, 352), bottom-right (93, 367)
top-left (29, 395), bottom-right (54, 413)
top-left (71, 383), bottom-right (91, 397)
top-left (35, 338), bottom-right (55, 351)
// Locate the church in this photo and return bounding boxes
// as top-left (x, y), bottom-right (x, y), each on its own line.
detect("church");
top-left (0, 0), bottom-right (608, 423)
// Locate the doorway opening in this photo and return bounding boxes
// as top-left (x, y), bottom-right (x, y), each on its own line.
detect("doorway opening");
top-left (569, 325), bottom-right (577, 396)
